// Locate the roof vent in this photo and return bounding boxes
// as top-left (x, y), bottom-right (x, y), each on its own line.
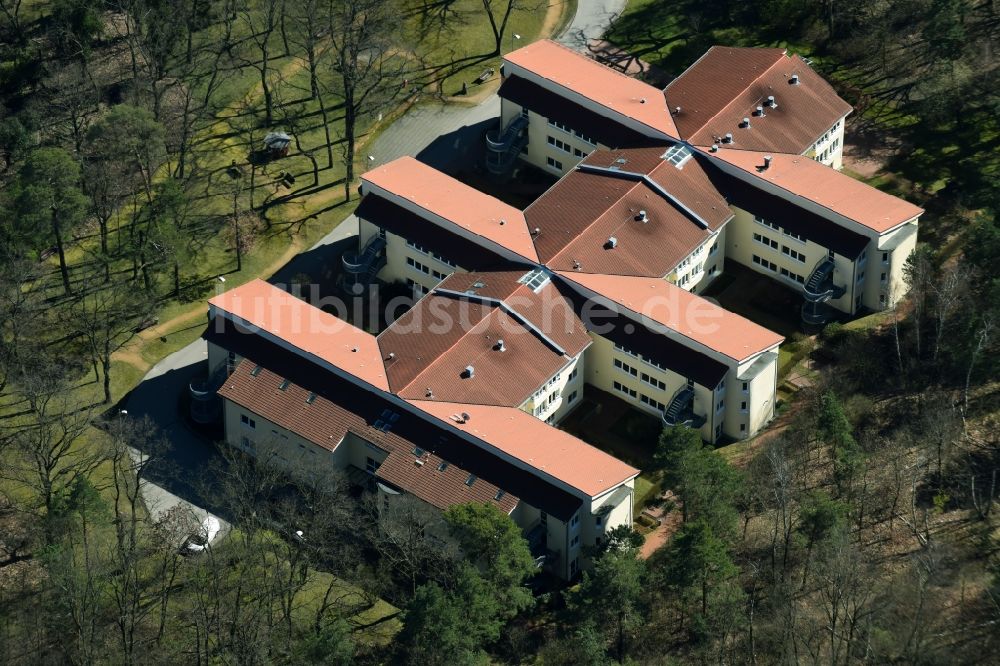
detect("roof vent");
top-left (755, 105), bottom-right (765, 117)
top-left (673, 106), bottom-right (681, 114)
top-left (710, 143), bottom-right (719, 152)
top-left (499, 218), bottom-right (506, 226)
top-left (461, 412), bottom-right (471, 422)
top-left (463, 365), bottom-right (475, 379)
top-left (495, 339), bottom-right (506, 352)
top-left (639, 97), bottom-right (647, 104)
top-left (762, 155), bottom-right (772, 170)
top-left (572, 259), bottom-right (581, 270)
top-left (790, 74), bottom-right (800, 85)
top-left (414, 458), bottom-right (425, 467)
top-left (531, 227), bottom-right (541, 235)
top-left (606, 236), bottom-right (618, 249)
top-left (425, 387), bottom-right (433, 398)
top-left (741, 117), bottom-right (751, 128)
top-left (767, 95), bottom-right (776, 107)
top-left (723, 132), bottom-right (733, 144)
top-left (636, 210), bottom-right (648, 223)
top-left (386, 352), bottom-right (395, 360)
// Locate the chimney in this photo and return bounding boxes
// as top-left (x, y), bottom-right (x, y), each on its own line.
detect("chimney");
top-left (767, 95), bottom-right (776, 107)
top-left (763, 155), bottom-right (772, 170)
top-left (607, 236), bottom-right (618, 249)
top-left (637, 210), bottom-right (648, 223)
top-left (723, 133), bottom-right (733, 144)
top-left (756, 105), bottom-right (765, 116)
top-left (710, 144), bottom-right (719, 152)
top-left (495, 339), bottom-right (506, 352)
top-left (463, 365), bottom-right (475, 379)
top-left (790, 74), bottom-right (799, 85)
top-left (742, 117), bottom-right (751, 128)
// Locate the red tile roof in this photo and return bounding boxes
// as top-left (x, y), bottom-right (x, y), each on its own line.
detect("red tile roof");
top-left (557, 272), bottom-right (783, 362)
top-left (706, 150), bottom-right (923, 233)
top-left (218, 360), bottom-right (519, 513)
top-left (361, 157), bottom-right (538, 262)
top-left (504, 39), bottom-right (678, 138)
top-left (409, 399), bottom-right (640, 497)
top-left (377, 271), bottom-right (589, 406)
top-left (524, 147), bottom-right (730, 277)
top-left (208, 280), bottom-right (389, 391)
top-left (665, 46), bottom-right (852, 154)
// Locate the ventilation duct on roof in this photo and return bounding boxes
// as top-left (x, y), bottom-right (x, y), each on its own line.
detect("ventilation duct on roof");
top-left (767, 95), bottom-right (776, 107)
top-left (495, 339), bottom-right (506, 352)
top-left (756, 105), bottom-right (765, 117)
top-left (606, 236), bottom-right (618, 249)
top-left (673, 106), bottom-right (681, 115)
top-left (790, 74), bottom-right (800, 85)
top-left (723, 133), bottom-right (733, 144)
top-left (710, 144), bottom-right (719, 152)
top-left (463, 365), bottom-right (475, 378)
top-left (637, 210), bottom-right (648, 223)
top-left (741, 117), bottom-right (751, 128)
top-left (762, 155), bottom-right (773, 170)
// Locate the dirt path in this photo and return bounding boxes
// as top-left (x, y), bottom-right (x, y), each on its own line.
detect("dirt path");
top-left (113, 235), bottom-right (309, 373)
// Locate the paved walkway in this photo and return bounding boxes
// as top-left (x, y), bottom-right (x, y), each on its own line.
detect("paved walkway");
top-left (559, 0), bottom-right (627, 50)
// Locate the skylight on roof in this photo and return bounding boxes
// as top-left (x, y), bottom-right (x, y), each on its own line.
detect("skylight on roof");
top-left (438, 461), bottom-right (448, 472)
top-left (663, 144), bottom-right (693, 168)
top-left (306, 392), bottom-right (317, 404)
top-left (250, 365), bottom-right (263, 377)
top-left (373, 408), bottom-right (400, 432)
top-left (494, 489), bottom-right (505, 501)
top-left (465, 474), bottom-right (477, 487)
top-left (278, 379), bottom-right (290, 391)
top-left (518, 268), bottom-right (550, 292)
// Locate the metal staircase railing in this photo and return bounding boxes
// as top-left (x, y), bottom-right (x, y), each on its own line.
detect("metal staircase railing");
top-left (485, 115), bottom-right (529, 176)
top-left (801, 257), bottom-right (846, 325)
top-left (661, 385), bottom-right (706, 428)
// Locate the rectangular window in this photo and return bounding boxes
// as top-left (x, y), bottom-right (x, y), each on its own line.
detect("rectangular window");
top-left (741, 401), bottom-right (747, 411)
top-left (546, 135), bottom-right (572, 153)
top-left (405, 240), bottom-right (457, 267)
top-left (546, 156), bottom-right (563, 171)
top-left (881, 272), bottom-right (887, 283)
top-left (568, 368), bottom-right (578, 381)
top-left (742, 382), bottom-right (748, 392)
top-left (614, 358), bottom-right (638, 377)
top-left (882, 252), bottom-right (889, 263)
top-left (571, 535), bottom-right (580, 547)
top-left (548, 119), bottom-right (570, 133)
top-left (716, 399), bottom-right (724, 411)
top-left (406, 256), bottom-right (431, 275)
top-left (613, 381), bottom-right (637, 399)
top-left (640, 372), bottom-right (666, 391)
top-left (573, 148), bottom-right (585, 158)
top-left (740, 423), bottom-right (747, 432)
top-left (240, 414), bottom-right (256, 430)
top-left (781, 245), bottom-right (806, 263)
top-left (240, 436), bottom-right (254, 452)
top-left (567, 390), bottom-right (578, 404)
top-left (753, 232), bottom-right (779, 250)
top-left (366, 456), bottom-right (377, 474)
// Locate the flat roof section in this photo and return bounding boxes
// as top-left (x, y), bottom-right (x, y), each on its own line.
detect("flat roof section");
top-left (504, 39), bottom-right (678, 138)
top-left (209, 279), bottom-right (389, 391)
top-left (558, 272), bottom-right (784, 362)
top-left (707, 150), bottom-right (923, 234)
top-left (410, 399), bottom-right (640, 498)
top-left (362, 157), bottom-right (538, 263)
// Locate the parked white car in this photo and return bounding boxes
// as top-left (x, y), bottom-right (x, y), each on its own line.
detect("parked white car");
top-left (180, 516), bottom-right (221, 555)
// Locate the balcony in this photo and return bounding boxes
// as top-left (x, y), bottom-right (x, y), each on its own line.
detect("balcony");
top-left (485, 115), bottom-right (529, 177)
top-left (661, 385), bottom-right (706, 429)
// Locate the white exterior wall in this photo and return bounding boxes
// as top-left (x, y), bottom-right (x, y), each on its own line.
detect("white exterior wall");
top-left (519, 354), bottom-right (585, 425)
top-left (869, 221), bottom-right (918, 311)
top-left (726, 205), bottom-right (859, 314)
top-left (725, 351), bottom-right (779, 439)
top-left (583, 333), bottom-right (717, 442)
top-left (500, 97), bottom-right (599, 176)
top-left (808, 116), bottom-right (847, 170)
top-left (668, 227), bottom-right (728, 293)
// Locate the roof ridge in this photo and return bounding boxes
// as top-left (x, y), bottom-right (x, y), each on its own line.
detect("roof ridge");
top-left (679, 48), bottom-right (789, 140)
